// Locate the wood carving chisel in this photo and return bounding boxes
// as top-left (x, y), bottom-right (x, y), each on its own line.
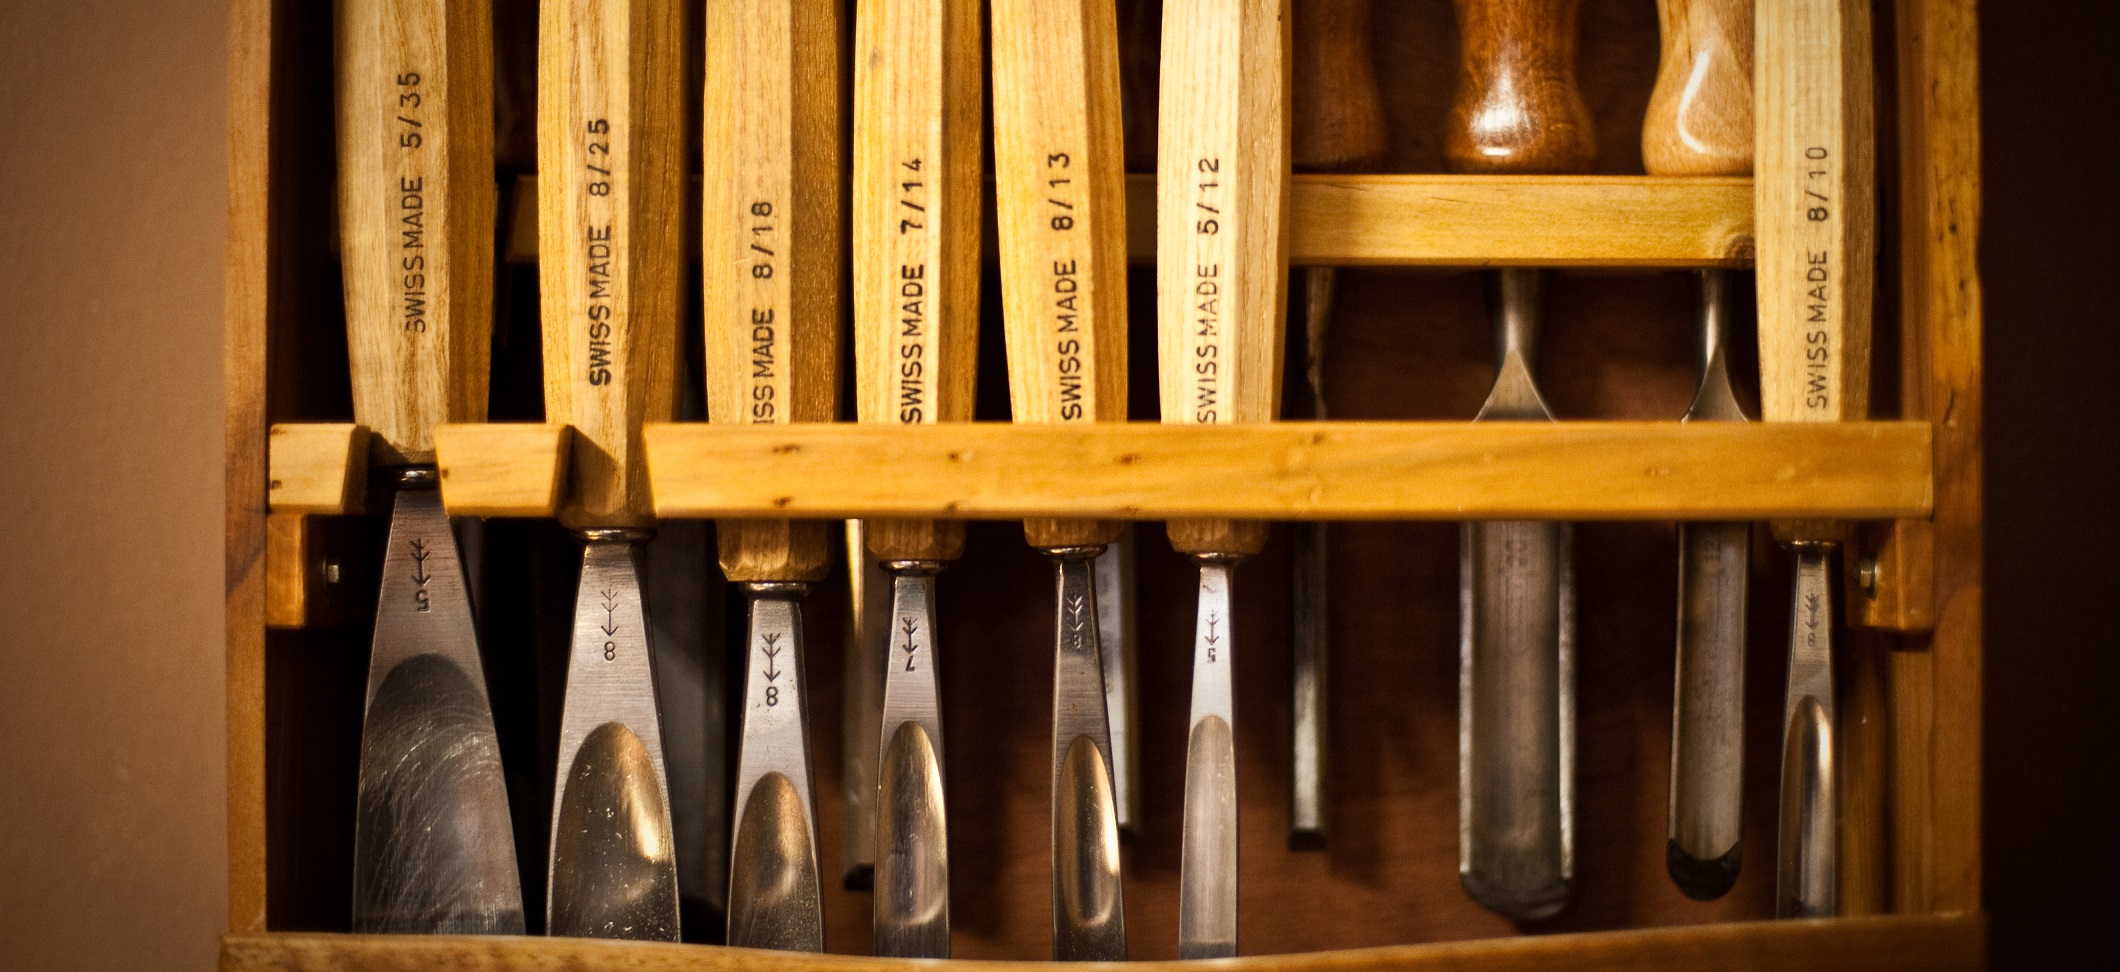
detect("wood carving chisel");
top-left (1159, 0), bottom-right (1290, 957)
top-left (703, 0), bottom-right (844, 951)
top-left (855, 0), bottom-right (983, 957)
top-left (1757, 0), bottom-right (1874, 919)
top-left (1643, 0), bottom-right (1755, 901)
top-left (991, 0), bottom-right (1132, 958)
top-left (1287, 0), bottom-right (1388, 852)
top-left (1446, 0), bottom-right (1595, 921)
top-left (538, 0), bottom-right (685, 941)
top-left (339, 0), bottom-right (520, 934)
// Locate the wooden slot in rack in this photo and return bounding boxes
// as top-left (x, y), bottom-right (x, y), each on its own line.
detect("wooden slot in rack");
top-left (502, 173), bottom-right (1753, 268)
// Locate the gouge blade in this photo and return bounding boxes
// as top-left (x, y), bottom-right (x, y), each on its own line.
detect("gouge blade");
top-left (547, 534), bottom-right (680, 940)
top-left (874, 564), bottom-right (949, 957)
top-left (1460, 268), bottom-right (1573, 921)
top-left (1290, 265), bottom-right (1337, 850)
top-left (1094, 528), bottom-right (1141, 836)
top-left (1050, 549), bottom-right (1126, 960)
top-left (354, 475), bottom-right (524, 935)
top-left (1179, 560), bottom-right (1239, 959)
top-left (1670, 269), bottom-right (1751, 900)
top-left (1777, 545), bottom-right (1838, 918)
top-left (727, 586), bottom-right (824, 951)
top-left (844, 522), bottom-right (888, 889)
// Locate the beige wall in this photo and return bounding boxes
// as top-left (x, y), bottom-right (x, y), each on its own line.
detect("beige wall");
top-left (0, 1), bottom-right (228, 969)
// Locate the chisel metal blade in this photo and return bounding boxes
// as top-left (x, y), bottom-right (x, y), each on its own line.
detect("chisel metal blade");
top-left (1459, 268), bottom-right (1573, 922)
top-left (1093, 529), bottom-right (1140, 836)
top-left (1179, 560), bottom-right (1239, 959)
top-left (873, 563), bottom-right (949, 958)
top-left (1050, 549), bottom-right (1126, 961)
top-left (727, 585), bottom-right (824, 952)
top-left (1777, 544), bottom-right (1838, 918)
top-left (546, 532), bottom-right (680, 941)
top-left (1290, 265), bottom-right (1337, 851)
top-left (354, 473), bottom-right (524, 935)
top-left (844, 522), bottom-right (888, 889)
top-left (1670, 268), bottom-right (1751, 900)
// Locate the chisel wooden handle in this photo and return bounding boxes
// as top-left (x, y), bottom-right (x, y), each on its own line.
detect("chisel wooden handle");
top-left (338, 0), bottom-right (494, 466)
top-left (1158, 0), bottom-right (1289, 559)
top-left (1642, 0), bottom-right (1752, 177)
top-left (855, 0), bottom-right (982, 565)
top-left (537, 0), bottom-right (683, 530)
top-left (1293, 0), bottom-right (1387, 174)
top-left (991, 0), bottom-right (1130, 552)
top-left (702, 0), bottom-right (844, 583)
top-left (1758, 0), bottom-right (1874, 544)
top-left (1445, 0), bottom-right (1594, 176)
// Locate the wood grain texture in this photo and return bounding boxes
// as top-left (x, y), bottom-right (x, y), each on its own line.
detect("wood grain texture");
top-left (991, 0), bottom-right (1130, 550)
top-left (1850, 519), bottom-right (1934, 631)
top-left (433, 422), bottom-right (570, 517)
top-left (1446, 0), bottom-right (1596, 175)
top-left (702, 0), bottom-right (843, 583)
top-left (853, 0), bottom-right (982, 564)
top-left (1157, 0), bottom-right (1290, 557)
top-left (334, 0), bottom-right (494, 465)
top-left (537, 0), bottom-right (685, 529)
top-left (1754, 0), bottom-right (1874, 473)
top-left (221, 915), bottom-right (1984, 971)
top-left (1889, 0), bottom-right (1983, 916)
top-left (224, 0), bottom-right (272, 934)
top-left (639, 421), bottom-right (1931, 522)
top-left (1292, 0), bottom-right (1387, 173)
top-left (264, 513), bottom-right (313, 630)
top-left (267, 422), bottom-right (368, 514)
top-left (1641, 0), bottom-right (1752, 177)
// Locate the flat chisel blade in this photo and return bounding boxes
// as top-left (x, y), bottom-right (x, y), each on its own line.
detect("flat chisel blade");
top-left (354, 479), bottom-right (524, 935)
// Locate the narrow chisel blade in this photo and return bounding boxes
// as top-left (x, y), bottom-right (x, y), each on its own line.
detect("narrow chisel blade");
top-left (874, 565), bottom-right (949, 958)
top-left (1093, 530), bottom-right (1140, 836)
top-left (547, 536), bottom-right (680, 941)
top-left (354, 478), bottom-right (524, 935)
top-left (1179, 561), bottom-right (1238, 959)
top-left (1050, 551), bottom-right (1126, 961)
top-left (727, 588), bottom-right (824, 951)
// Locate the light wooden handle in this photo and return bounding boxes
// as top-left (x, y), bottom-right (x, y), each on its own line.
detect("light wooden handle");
top-left (992, 0), bottom-right (1130, 550)
top-left (336, 0), bottom-right (495, 466)
top-left (537, 0), bottom-right (684, 529)
top-left (1157, 0), bottom-right (1290, 558)
top-left (1642, 0), bottom-right (1753, 177)
top-left (1445, 0), bottom-right (1595, 176)
top-left (854, 0), bottom-right (983, 564)
top-left (1757, 0), bottom-right (1874, 542)
top-left (1293, 0), bottom-right (1387, 173)
top-left (702, 0), bottom-right (844, 581)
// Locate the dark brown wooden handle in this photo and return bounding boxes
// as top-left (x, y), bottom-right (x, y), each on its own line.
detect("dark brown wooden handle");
top-left (1445, 0), bottom-right (1595, 175)
top-left (1294, 0), bottom-right (1388, 172)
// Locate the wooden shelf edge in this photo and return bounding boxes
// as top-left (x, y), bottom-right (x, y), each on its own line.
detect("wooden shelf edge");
top-left (434, 423), bottom-right (572, 518)
top-left (222, 914), bottom-right (1983, 972)
top-left (505, 173), bottom-right (1751, 268)
top-left (637, 421), bottom-right (1931, 522)
top-left (268, 423), bottom-right (367, 514)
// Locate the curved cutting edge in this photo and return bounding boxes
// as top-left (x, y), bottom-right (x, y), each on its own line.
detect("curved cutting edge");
top-left (875, 720), bottom-right (949, 957)
top-left (548, 721), bottom-right (680, 940)
top-left (1054, 733), bottom-right (1125, 960)
top-left (729, 771), bottom-right (824, 951)
top-left (1179, 714), bottom-right (1237, 958)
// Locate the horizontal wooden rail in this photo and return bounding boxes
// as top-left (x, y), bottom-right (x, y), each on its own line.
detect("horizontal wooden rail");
top-left (223, 914), bottom-right (1982, 972)
top-left (505, 173), bottom-right (1752, 268)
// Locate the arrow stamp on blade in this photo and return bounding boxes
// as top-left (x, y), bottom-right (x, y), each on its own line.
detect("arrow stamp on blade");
top-left (409, 538), bottom-right (431, 586)
top-left (599, 590), bottom-right (620, 636)
top-left (900, 616), bottom-right (920, 671)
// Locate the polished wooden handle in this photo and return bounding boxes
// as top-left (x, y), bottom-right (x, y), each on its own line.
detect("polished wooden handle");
top-left (702, 0), bottom-right (844, 581)
top-left (853, 0), bottom-right (983, 564)
top-left (537, 0), bottom-right (684, 529)
top-left (337, 0), bottom-right (495, 466)
top-left (1758, 0), bottom-right (1873, 543)
top-left (1293, 0), bottom-right (1387, 173)
top-left (1158, 0), bottom-right (1290, 558)
top-left (1642, 0), bottom-right (1753, 176)
top-left (1445, 0), bottom-right (1595, 175)
top-left (992, 0), bottom-right (1130, 550)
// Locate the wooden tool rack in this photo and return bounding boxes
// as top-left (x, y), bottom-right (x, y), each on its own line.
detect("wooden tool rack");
top-left (224, 0), bottom-right (1983, 968)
